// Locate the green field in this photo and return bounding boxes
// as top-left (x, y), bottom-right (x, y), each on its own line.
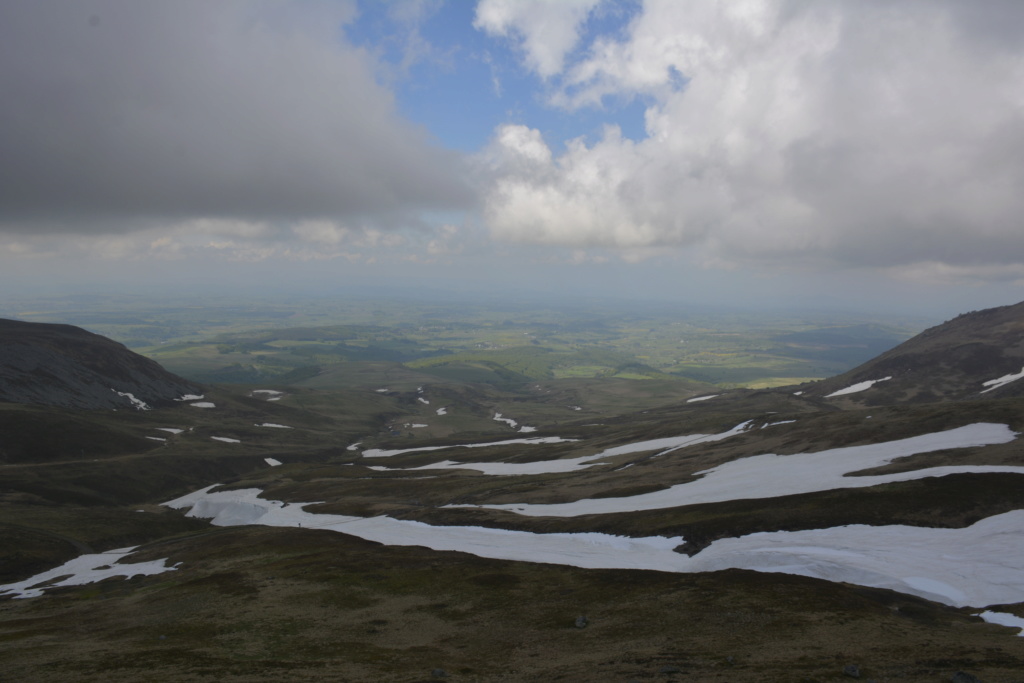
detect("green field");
top-left (0, 293), bottom-right (930, 391)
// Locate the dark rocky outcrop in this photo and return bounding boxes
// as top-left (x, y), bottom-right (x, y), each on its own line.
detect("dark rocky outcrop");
top-left (0, 318), bottom-right (201, 410)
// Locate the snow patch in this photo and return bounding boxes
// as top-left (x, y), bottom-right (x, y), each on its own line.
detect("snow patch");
top-left (256, 423), bottom-right (292, 429)
top-left (156, 428), bottom-right (183, 434)
top-left (981, 366), bottom-right (1024, 394)
top-left (826, 377), bottom-right (892, 398)
top-left (436, 407), bottom-right (448, 416)
top-left (362, 436), bottom-right (577, 459)
top-left (978, 610), bottom-right (1024, 635)
top-left (687, 394), bottom-right (719, 403)
top-left (176, 394), bottom-right (204, 401)
top-left (113, 389), bottom-right (150, 410)
top-left (0, 547), bottom-right (177, 599)
top-left (467, 423), bottom-right (1019, 517)
top-left (190, 402), bottom-right (215, 408)
top-left (264, 458), bottom-right (282, 467)
top-left (164, 486), bottom-right (1024, 608)
top-left (418, 397), bottom-right (430, 405)
top-left (372, 423), bottom-right (750, 476)
top-left (493, 412), bottom-right (518, 428)
top-left (210, 436), bottom-right (240, 444)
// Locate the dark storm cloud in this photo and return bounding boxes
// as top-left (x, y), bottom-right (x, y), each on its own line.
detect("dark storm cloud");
top-left (0, 0), bottom-right (473, 233)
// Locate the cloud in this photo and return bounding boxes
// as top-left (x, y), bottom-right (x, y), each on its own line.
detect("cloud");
top-left (474, 0), bottom-right (603, 79)
top-left (0, 0), bottom-right (472, 234)
top-left (480, 0), bottom-right (1024, 277)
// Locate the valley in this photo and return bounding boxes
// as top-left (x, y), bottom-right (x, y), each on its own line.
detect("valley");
top-left (2, 300), bottom-right (1024, 682)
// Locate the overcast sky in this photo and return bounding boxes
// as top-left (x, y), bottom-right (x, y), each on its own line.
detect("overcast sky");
top-left (2, 0), bottom-right (1023, 316)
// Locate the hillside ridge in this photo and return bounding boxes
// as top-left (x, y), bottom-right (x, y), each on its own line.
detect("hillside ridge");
top-left (0, 318), bottom-right (201, 410)
top-left (798, 300), bottom-right (1024, 404)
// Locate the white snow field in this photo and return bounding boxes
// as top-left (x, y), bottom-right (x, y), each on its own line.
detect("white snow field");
top-left (979, 610), bottom-right (1024, 635)
top-left (466, 423), bottom-right (1019, 517)
top-left (368, 422), bottom-right (752, 476)
top-left (0, 547), bottom-right (177, 599)
top-left (361, 436), bottom-right (577, 458)
top-left (826, 377), bottom-right (892, 397)
top-left (981, 366), bottom-right (1024, 394)
top-left (163, 484), bottom-right (1024, 608)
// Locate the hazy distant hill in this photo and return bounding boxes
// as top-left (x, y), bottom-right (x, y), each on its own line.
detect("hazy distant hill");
top-left (0, 318), bottom-right (201, 410)
top-left (801, 301), bottom-right (1024, 404)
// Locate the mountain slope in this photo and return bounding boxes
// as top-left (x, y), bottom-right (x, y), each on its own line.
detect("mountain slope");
top-left (0, 318), bottom-right (201, 410)
top-left (798, 301), bottom-right (1024, 404)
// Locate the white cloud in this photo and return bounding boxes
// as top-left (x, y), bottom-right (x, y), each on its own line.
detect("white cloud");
top-left (481, 0), bottom-right (1024, 279)
top-left (474, 0), bottom-right (603, 78)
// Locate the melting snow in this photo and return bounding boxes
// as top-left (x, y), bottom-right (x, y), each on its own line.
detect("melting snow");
top-left (113, 389), bottom-right (150, 410)
top-left (0, 547), bottom-right (177, 599)
top-left (978, 610), bottom-right (1024, 635)
top-left (826, 377), bottom-right (892, 398)
top-left (981, 366), bottom-right (1024, 394)
top-left (493, 412), bottom-right (518, 429)
top-left (467, 423), bottom-right (1019, 517)
top-left (163, 485), bottom-right (1024, 608)
top-left (370, 423), bottom-right (750, 476)
top-left (362, 436), bottom-right (576, 458)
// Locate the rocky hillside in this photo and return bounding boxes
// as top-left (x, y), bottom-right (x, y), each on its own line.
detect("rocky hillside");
top-left (0, 318), bottom-right (201, 410)
top-left (798, 301), bottom-right (1024, 405)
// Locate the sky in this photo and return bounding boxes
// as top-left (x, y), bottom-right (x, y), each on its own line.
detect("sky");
top-left (2, 0), bottom-right (1024, 316)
